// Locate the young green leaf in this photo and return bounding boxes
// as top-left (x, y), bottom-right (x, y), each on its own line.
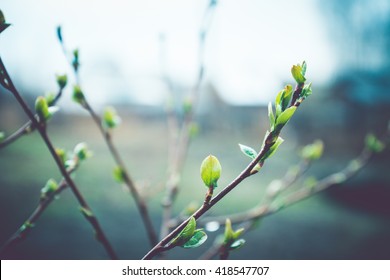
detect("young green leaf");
top-left (224, 218), bottom-right (234, 243)
top-left (300, 82), bottom-right (312, 99)
top-left (291, 63), bottom-right (306, 84)
top-left (274, 90), bottom-right (284, 118)
top-left (171, 217), bottom-right (196, 246)
top-left (281, 84), bottom-right (293, 111)
top-left (103, 106), bottom-right (121, 129)
top-left (268, 102), bottom-right (275, 128)
top-left (301, 61), bottom-right (307, 76)
top-left (275, 106), bottom-right (297, 130)
top-left (113, 166), bottom-right (126, 183)
top-left (261, 136), bottom-right (284, 161)
top-left (223, 218), bottom-right (244, 246)
top-left (0, 131), bottom-right (5, 142)
top-left (275, 90), bottom-right (284, 108)
top-left (200, 155), bottom-right (222, 188)
top-left (239, 144), bottom-right (258, 159)
top-left (182, 229), bottom-right (208, 248)
top-left (229, 239), bottom-right (246, 251)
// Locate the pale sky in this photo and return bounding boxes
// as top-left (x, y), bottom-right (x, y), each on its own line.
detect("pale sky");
top-left (1, 0), bottom-right (335, 107)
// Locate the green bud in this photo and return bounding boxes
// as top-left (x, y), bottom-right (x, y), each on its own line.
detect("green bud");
top-left (20, 221), bottom-right (34, 233)
top-left (72, 85), bottom-right (85, 105)
top-left (40, 178), bottom-right (59, 199)
top-left (0, 131), bottom-right (5, 142)
top-left (291, 62), bottom-right (306, 84)
top-left (72, 49), bottom-right (80, 72)
top-left (103, 106), bottom-right (121, 129)
top-left (73, 49), bottom-right (79, 60)
top-left (365, 133), bottom-right (385, 153)
top-left (304, 176), bottom-right (318, 189)
top-left (188, 122), bottom-right (199, 139)
top-left (80, 207), bottom-right (94, 218)
top-left (182, 96), bottom-right (193, 115)
top-left (56, 74), bottom-right (68, 90)
top-left (55, 148), bottom-right (67, 165)
top-left (200, 155), bottom-right (222, 188)
top-left (330, 172), bottom-right (347, 184)
top-left (223, 219), bottom-right (245, 250)
top-left (224, 219), bottom-right (234, 243)
top-left (300, 140), bottom-right (324, 160)
top-left (35, 96), bottom-right (51, 122)
top-left (113, 166), bottom-right (126, 183)
top-left (73, 142), bottom-right (91, 160)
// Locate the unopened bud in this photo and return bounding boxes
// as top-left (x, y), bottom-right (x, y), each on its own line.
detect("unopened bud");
top-left (200, 155), bottom-right (222, 188)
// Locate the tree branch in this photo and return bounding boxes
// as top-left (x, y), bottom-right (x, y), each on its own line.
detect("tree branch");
top-left (159, 0), bottom-right (217, 241)
top-left (0, 57), bottom-right (118, 259)
top-left (0, 164), bottom-right (76, 256)
top-left (0, 88), bottom-right (63, 149)
top-left (56, 30), bottom-right (158, 246)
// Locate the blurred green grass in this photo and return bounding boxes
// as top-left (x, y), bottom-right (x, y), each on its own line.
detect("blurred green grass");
top-left (1, 111), bottom-right (390, 260)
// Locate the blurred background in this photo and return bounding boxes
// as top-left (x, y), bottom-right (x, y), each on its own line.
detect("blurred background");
top-left (0, 0), bottom-right (390, 260)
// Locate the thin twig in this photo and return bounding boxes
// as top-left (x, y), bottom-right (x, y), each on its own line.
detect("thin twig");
top-left (0, 57), bottom-right (118, 259)
top-left (159, 0), bottom-right (217, 241)
top-left (83, 102), bottom-right (158, 246)
top-left (143, 77), bottom-right (310, 259)
top-left (0, 88), bottom-right (63, 149)
top-left (143, 121), bottom-right (290, 258)
top-left (56, 30), bottom-right (158, 246)
top-left (199, 160), bottom-right (310, 226)
top-left (199, 148), bottom-right (374, 259)
top-left (0, 164), bottom-right (76, 256)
